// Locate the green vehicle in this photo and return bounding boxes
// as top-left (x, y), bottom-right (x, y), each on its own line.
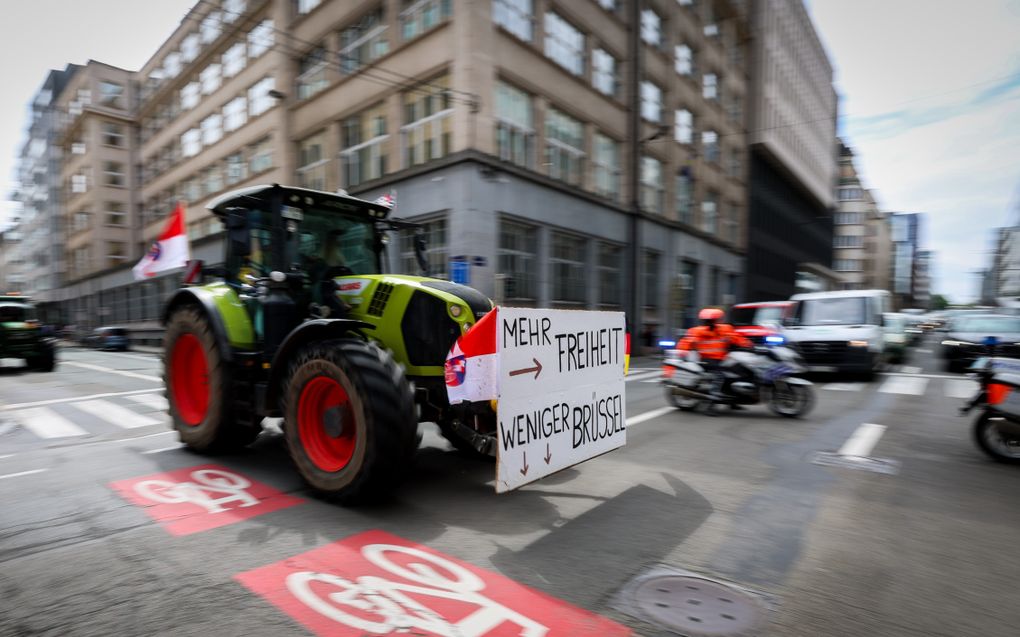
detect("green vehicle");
top-left (0, 294), bottom-right (56, 372)
top-left (162, 185), bottom-right (494, 502)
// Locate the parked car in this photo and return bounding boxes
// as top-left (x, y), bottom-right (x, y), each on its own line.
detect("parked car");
top-left (729, 301), bottom-right (792, 344)
top-left (87, 326), bottom-right (131, 351)
top-left (940, 314), bottom-right (1020, 372)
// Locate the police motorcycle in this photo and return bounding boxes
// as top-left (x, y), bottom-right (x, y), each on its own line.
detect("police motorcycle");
top-left (960, 337), bottom-right (1020, 463)
top-left (661, 335), bottom-right (815, 417)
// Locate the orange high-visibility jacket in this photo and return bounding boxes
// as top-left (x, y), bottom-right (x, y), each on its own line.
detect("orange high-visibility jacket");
top-left (678, 324), bottom-right (753, 360)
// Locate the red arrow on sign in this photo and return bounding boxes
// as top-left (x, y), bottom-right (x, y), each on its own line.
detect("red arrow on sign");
top-left (520, 452), bottom-right (529, 476)
top-left (544, 443), bottom-right (552, 464)
top-left (509, 358), bottom-right (543, 379)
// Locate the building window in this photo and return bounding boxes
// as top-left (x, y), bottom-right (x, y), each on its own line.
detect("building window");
top-left (342, 103), bottom-right (389, 187)
top-left (596, 0), bottom-right (616, 9)
top-left (640, 156), bottom-right (663, 213)
top-left (402, 76), bottom-right (452, 168)
top-left (493, 0), bottom-right (533, 42)
top-left (674, 109), bottom-right (693, 144)
top-left (834, 259), bottom-right (863, 272)
top-left (72, 141), bottom-right (86, 154)
top-left (726, 147), bottom-right (741, 178)
top-left (296, 132), bottom-right (327, 190)
top-left (297, 47), bottom-right (329, 100)
top-left (544, 107), bottom-right (584, 186)
top-left (494, 81), bottom-right (533, 168)
top-left (675, 44), bottom-right (693, 76)
top-left (201, 114), bottom-right (223, 146)
top-left (839, 187), bottom-right (863, 201)
top-left (727, 92), bottom-right (742, 124)
top-left (592, 48), bottom-right (618, 97)
top-left (597, 242), bottom-right (623, 308)
top-left (73, 210), bottom-right (91, 232)
top-left (339, 8), bottom-right (389, 74)
top-left (223, 41), bottom-right (246, 77)
top-left (181, 82), bottom-right (200, 110)
top-left (226, 152), bottom-right (248, 184)
top-left (835, 211), bottom-right (862, 224)
top-left (834, 235), bottom-right (865, 248)
top-left (204, 164), bottom-right (224, 196)
top-left (102, 123), bottom-right (125, 147)
top-left (704, 23), bottom-right (719, 37)
top-left (249, 138), bottom-right (273, 174)
top-left (98, 81), bottom-right (124, 108)
top-left (401, 0), bottom-right (451, 41)
top-left (701, 192), bottom-right (718, 234)
top-left (181, 33), bottom-right (200, 63)
top-left (223, 96), bottom-right (248, 132)
top-left (724, 203), bottom-right (739, 244)
top-left (248, 20), bottom-right (274, 58)
top-left (640, 81), bottom-right (662, 122)
top-left (640, 9), bottom-right (661, 48)
top-left (702, 130), bottom-right (719, 163)
top-left (201, 11), bottom-right (222, 43)
top-left (105, 201), bottom-right (126, 226)
top-left (550, 232), bottom-right (587, 305)
top-left (104, 162), bottom-right (125, 187)
top-left (182, 129), bottom-right (202, 157)
top-left (401, 217), bottom-right (448, 278)
top-left (74, 247), bottom-right (90, 272)
top-left (297, 0), bottom-right (321, 14)
top-left (224, 0), bottom-right (245, 20)
top-left (164, 52), bottom-right (181, 77)
top-left (201, 63), bottom-right (222, 95)
top-left (675, 170), bottom-right (693, 225)
top-left (544, 11), bottom-right (584, 76)
top-left (643, 250), bottom-right (660, 309)
top-left (592, 132), bottom-right (620, 201)
top-left (499, 219), bottom-right (537, 301)
top-left (248, 76), bottom-right (275, 116)
top-left (107, 241), bottom-right (127, 268)
top-left (703, 72), bottom-right (717, 100)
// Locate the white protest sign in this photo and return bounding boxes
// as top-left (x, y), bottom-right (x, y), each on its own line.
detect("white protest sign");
top-left (495, 308), bottom-right (626, 493)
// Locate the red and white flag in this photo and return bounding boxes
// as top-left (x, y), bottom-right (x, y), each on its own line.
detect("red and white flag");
top-left (133, 202), bottom-right (190, 280)
top-left (445, 309), bottom-right (499, 404)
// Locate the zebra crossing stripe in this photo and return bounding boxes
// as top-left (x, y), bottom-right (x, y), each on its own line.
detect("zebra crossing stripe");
top-left (822, 383), bottom-right (865, 391)
top-left (74, 399), bottom-right (163, 429)
top-left (626, 370), bottom-right (661, 382)
top-left (128, 393), bottom-right (170, 411)
top-left (879, 376), bottom-right (928, 396)
top-left (944, 379), bottom-right (978, 399)
top-left (17, 407), bottom-right (89, 438)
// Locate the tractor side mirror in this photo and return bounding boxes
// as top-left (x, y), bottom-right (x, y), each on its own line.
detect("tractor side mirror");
top-left (225, 208), bottom-right (250, 258)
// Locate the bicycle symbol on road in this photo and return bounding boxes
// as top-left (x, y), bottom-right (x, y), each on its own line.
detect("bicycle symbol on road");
top-left (134, 468), bottom-right (261, 513)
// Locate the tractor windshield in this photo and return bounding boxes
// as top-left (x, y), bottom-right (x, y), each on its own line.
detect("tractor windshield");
top-left (296, 207), bottom-right (379, 275)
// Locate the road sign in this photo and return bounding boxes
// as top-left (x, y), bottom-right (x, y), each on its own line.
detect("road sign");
top-left (451, 260), bottom-right (470, 285)
top-left (109, 464), bottom-right (303, 536)
top-left (235, 530), bottom-right (631, 637)
top-left (496, 308), bottom-right (627, 493)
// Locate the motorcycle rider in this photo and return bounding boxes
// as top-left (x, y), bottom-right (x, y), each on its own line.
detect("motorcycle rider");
top-left (678, 308), bottom-right (753, 413)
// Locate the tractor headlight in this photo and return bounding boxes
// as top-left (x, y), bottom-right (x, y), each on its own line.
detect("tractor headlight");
top-left (449, 304), bottom-right (463, 318)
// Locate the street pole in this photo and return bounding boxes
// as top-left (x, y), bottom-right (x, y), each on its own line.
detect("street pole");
top-left (627, 0), bottom-right (643, 350)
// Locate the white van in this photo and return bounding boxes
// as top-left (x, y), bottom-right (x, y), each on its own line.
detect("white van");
top-left (783, 290), bottom-right (892, 376)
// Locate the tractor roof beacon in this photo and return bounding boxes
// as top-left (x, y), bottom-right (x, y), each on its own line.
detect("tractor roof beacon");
top-left (161, 184), bottom-right (495, 503)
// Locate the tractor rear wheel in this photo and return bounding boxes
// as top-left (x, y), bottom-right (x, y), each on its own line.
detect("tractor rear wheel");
top-left (164, 305), bottom-right (258, 452)
top-left (283, 338), bottom-right (416, 503)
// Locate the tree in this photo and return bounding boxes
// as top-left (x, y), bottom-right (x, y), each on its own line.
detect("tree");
top-left (931, 294), bottom-right (949, 311)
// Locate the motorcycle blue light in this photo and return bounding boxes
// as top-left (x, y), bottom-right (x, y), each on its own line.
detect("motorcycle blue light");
top-left (765, 335), bottom-right (785, 345)
top-left (984, 336), bottom-right (999, 347)
top-left (658, 339), bottom-right (677, 348)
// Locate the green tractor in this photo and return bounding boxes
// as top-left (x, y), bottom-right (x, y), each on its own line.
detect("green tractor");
top-left (0, 294), bottom-right (56, 372)
top-left (162, 185), bottom-right (495, 502)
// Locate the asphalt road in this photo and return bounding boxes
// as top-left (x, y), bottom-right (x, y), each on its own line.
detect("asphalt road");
top-left (1, 338), bottom-right (1019, 636)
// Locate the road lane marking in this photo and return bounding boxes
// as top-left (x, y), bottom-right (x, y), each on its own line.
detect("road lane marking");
top-left (625, 406), bottom-right (676, 427)
top-left (62, 361), bottom-right (161, 382)
top-left (879, 376), bottom-right (928, 395)
top-left (128, 393), bottom-right (169, 411)
top-left (0, 454), bottom-right (14, 460)
top-left (0, 469), bottom-right (48, 481)
top-left (944, 379), bottom-right (978, 399)
top-left (17, 407), bottom-right (89, 438)
top-left (838, 423), bottom-right (887, 458)
top-left (141, 444), bottom-right (183, 455)
top-left (626, 370), bottom-right (661, 382)
top-left (881, 372), bottom-right (963, 380)
top-left (900, 366), bottom-right (922, 375)
top-left (822, 383), bottom-right (865, 391)
top-left (917, 349), bottom-right (932, 354)
top-left (74, 399), bottom-right (163, 429)
top-left (1, 388), bottom-right (162, 411)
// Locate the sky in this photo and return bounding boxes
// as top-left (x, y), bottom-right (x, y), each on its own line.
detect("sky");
top-left (806, 0), bottom-right (1020, 303)
top-left (1, 1), bottom-right (1018, 304)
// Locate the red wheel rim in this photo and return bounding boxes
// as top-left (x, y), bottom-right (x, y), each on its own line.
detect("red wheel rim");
top-left (298, 376), bottom-right (356, 472)
top-left (170, 333), bottom-right (210, 426)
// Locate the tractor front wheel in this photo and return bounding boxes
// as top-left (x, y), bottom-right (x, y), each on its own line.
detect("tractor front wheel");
top-left (164, 305), bottom-right (258, 452)
top-left (283, 338), bottom-right (416, 503)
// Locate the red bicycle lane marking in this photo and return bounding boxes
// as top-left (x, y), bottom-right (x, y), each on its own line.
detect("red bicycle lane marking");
top-left (234, 530), bottom-right (632, 637)
top-left (109, 464), bottom-right (304, 536)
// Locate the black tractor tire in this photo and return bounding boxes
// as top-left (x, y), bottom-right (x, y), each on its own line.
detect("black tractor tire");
top-left (282, 338), bottom-right (417, 503)
top-left (28, 346), bottom-right (56, 372)
top-left (438, 418), bottom-right (496, 460)
top-left (164, 305), bottom-right (258, 452)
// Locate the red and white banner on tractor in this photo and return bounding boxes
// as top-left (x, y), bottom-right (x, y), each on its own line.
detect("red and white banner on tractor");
top-left (235, 530), bottom-right (631, 637)
top-left (133, 201), bottom-right (190, 280)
